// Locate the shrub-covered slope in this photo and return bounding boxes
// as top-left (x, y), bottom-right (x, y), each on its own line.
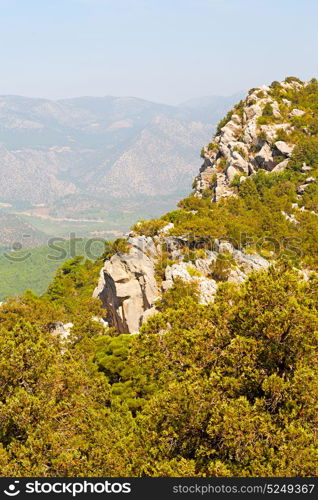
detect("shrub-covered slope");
top-left (94, 78), bottom-right (318, 334)
top-left (0, 78), bottom-right (317, 477)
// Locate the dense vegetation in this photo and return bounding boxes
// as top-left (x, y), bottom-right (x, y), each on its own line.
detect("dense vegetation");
top-left (0, 261), bottom-right (317, 476)
top-left (0, 78), bottom-right (317, 477)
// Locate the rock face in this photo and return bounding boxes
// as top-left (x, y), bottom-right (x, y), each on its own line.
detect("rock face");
top-left (194, 80), bottom-right (306, 200)
top-left (94, 233), bottom-right (269, 334)
top-left (93, 237), bottom-right (159, 334)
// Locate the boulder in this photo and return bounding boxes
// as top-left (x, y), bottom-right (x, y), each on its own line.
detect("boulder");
top-left (306, 177), bottom-right (316, 183)
top-left (49, 321), bottom-right (73, 340)
top-left (271, 159), bottom-right (289, 172)
top-left (165, 262), bottom-right (192, 282)
top-left (195, 252), bottom-right (217, 275)
top-left (244, 104), bottom-right (262, 121)
top-left (198, 278), bottom-right (217, 304)
top-left (226, 164), bottom-right (239, 183)
top-left (229, 150), bottom-right (249, 173)
top-left (228, 268), bottom-right (246, 284)
top-left (297, 178), bottom-right (316, 194)
top-left (259, 123), bottom-right (290, 142)
top-left (218, 241), bottom-right (234, 254)
top-left (214, 173), bottom-right (235, 201)
top-left (271, 100), bottom-right (281, 118)
top-left (127, 235), bottom-right (158, 257)
top-left (232, 250), bottom-right (269, 273)
top-left (274, 141), bottom-right (294, 157)
top-left (254, 142), bottom-right (275, 170)
top-left (243, 118), bottom-right (258, 144)
top-left (301, 163), bottom-right (312, 172)
top-left (289, 108), bottom-right (305, 117)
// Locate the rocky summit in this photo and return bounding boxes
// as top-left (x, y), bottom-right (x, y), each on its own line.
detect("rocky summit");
top-left (194, 78), bottom-right (307, 200)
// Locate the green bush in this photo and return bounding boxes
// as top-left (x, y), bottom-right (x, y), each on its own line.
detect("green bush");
top-left (157, 278), bottom-right (200, 311)
top-left (186, 266), bottom-right (202, 277)
top-left (216, 110), bottom-right (234, 134)
top-left (285, 76), bottom-right (303, 84)
top-left (270, 80), bottom-right (281, 89)
top-left (274, 128), bottom-right (289, 142)
top-left (209, 252), bottom-right (234, 281)
top-left (289, 137), bottom-right (318, 170)
top-left (131, 218), bottom-right (167, 236)
top-left (262, 102), bottom-right (274, 116)
top-left (218, 157), bottom-right (227, 172)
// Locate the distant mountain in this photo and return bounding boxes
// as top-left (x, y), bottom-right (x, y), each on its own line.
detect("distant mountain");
top-left (0, 93), bottom-right (240, 245)
top-left (178, 92), bottom-right (244, 121)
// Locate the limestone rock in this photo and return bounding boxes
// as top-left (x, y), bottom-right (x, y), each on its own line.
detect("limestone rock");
top-left (49, 321), bottom-right (73, 340)
top-left (244, 104), bottom-right (263, 120)
top-left (158, 222), bottom-right (174, 235)
top-left (226, 165), bottom-right (239, 183)
top-left (94, 233), bottom-right (270, 333)
top-left (127, 235), bottom-right (158, 257)
top-left (289, 108), bottom-right (305, 117)
top-left (93, 241), bottom-right (159, 334)
top-left (259, 123), bottom-right (291, 142)
top-left (198, 278), bottom-right (217, 304)
top-left (232, 250), bottom-right (270, 273)
top-left (228, 268), bottom-right (246, 284)
top-left (297, 178), bottom-right (316, 194)
top-left (301, 163), bottom-right (312, 172)
top-left (165, 262), bottom-right (192, 282)
top-left (254, 142), bottom-right (275, 171)
top-left (214, 173), bottom-right (234, 201)
top-left (271, 159), bottom-right (289, 172)
top-left (274, 141), bottom-right (294, 157)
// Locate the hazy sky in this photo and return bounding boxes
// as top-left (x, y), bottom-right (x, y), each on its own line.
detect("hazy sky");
top-left (0, 0), bottom-right (317, 104)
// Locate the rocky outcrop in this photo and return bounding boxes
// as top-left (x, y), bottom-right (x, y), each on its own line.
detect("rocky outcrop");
top-left (194, 79), bottom-right (307, 200)
top-left (94, 233), bottom-right (269, 334)
top-left (93, 236), bottom-right (160, 334)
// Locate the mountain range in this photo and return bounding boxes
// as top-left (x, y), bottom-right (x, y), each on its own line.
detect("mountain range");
top-left (0, 92), bottom-right (241, 246)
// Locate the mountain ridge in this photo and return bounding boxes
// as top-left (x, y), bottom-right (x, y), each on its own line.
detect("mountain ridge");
top-left (94, 76), bottom-right (318, 334)
top-left (0, 92), bottom-right (241, 245)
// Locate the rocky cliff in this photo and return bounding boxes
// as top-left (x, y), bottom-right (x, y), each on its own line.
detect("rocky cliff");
top-left (94, 77), bottom-right (317, 334)
top-left (194, 78), bottom-right (308, 200)
top-left (93, 236), bottom-right (160, 334)
top-left (94, 231), bottom-right (269, 334)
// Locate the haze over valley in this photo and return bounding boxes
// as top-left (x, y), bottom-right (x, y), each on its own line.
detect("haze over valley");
top-left (0, 92), bottom-right (241, 249)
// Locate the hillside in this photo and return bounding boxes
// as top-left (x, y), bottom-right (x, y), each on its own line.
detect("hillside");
top-left (94, 77), bottom-right (318, 333)
top-left (0, 78), bottom-right (317, 477)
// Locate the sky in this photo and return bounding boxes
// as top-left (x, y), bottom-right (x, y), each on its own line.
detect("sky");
top-left (0, 0), bottom-right (317, 104)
